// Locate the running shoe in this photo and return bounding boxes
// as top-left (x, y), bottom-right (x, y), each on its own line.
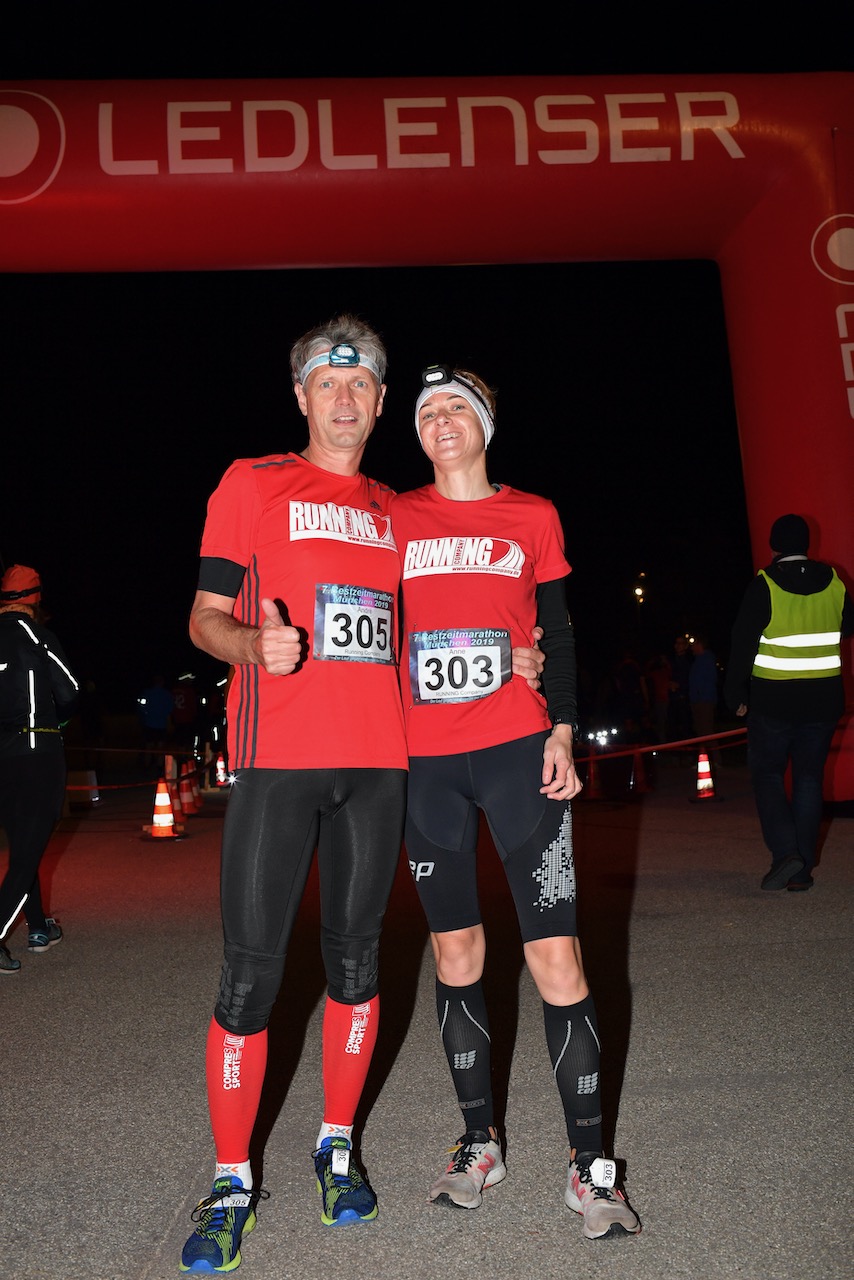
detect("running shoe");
top-left (27, 918), bottom-right (63, 953)
top-left (760, 855), bottom-right (804, 891)
top-left (180, 1175), bottom-right (268, 1273)
top-left (313, 1136), bottom-right (378, 1226)
top-left (0, 944), bottom-right (21, 973)
top-left (565, 1153), bottom-right (641, 1240)
top-left (428, 1130), bottom-right (507, 1209)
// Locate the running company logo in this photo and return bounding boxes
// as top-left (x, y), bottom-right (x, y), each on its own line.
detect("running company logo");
top-left (345, 1002), bottom-right (372, 1054)
top-left (409, 859), bottom-right (435, 881)
top-left (222, 1034), bottom-right (245, 1089)
top-left (289, 500), bottom-right (396, 549)
top-left (402, 536), bottom-right (524, 579)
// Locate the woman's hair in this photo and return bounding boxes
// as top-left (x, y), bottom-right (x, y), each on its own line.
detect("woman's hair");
top-left (455, 368), bottom-right (497, 417)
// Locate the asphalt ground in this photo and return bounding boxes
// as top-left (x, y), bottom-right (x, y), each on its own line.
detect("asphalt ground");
top-left (2, 743), bottom-right (852, 1280)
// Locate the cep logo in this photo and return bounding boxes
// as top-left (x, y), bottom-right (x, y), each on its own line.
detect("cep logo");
top-left (409, 859), bottom-right (434, 881)
top-left (0, 91), bottom-right (66, 204)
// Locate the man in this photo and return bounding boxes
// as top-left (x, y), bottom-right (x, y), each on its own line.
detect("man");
top-left (0, 564), bottom-right (79, 972)
top-left (180, 314), bottom-right (548, 1271)
top-left (180, 316), bottom-right (406, 1272)
top-left (724, 514), bottom-right (853, 892)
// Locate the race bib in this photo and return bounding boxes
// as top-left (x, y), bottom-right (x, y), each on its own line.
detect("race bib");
top-left (313, 584), bottom-right (396, 663)
top-left (409, 627), bottom-right (511, 703)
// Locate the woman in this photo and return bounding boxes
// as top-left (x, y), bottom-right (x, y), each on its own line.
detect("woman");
top-left (393, 366), bottom-right (641, 1241)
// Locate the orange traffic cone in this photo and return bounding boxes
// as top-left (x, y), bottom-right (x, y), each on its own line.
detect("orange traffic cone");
top-left (169, 778), bottom-right (184, 822)
top-left (583, 745), bottom-right (606, 799)
top-left (691, 751), bottom-right (717, 802)
top-left (216, 753), bottom-right (228, 787)
top-left (145, 778), bottom-right (177, 838)
top-left (179, 765), bottom-right (198, 816)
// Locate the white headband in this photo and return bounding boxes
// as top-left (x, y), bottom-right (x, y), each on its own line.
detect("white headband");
top-left (414, 379), bottom-right (495, 449)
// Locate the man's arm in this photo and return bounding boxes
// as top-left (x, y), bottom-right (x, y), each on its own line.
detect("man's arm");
top-left (723, 574), bottom-right (770, 714)
top-left (190, 589), bottom-right (303, 675)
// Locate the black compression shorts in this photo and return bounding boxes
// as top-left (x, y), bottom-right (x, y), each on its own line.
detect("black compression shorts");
top-left (404, 732), bottom-right (577, 943)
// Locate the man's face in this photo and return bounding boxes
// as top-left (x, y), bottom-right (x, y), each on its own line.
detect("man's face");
top-left (294, 358), bottom-right (385, 457)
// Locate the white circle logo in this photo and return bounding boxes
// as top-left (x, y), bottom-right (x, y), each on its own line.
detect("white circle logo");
top-left (811, 214), bottom-right (854, 286)
top-left (0, 91), bottom-right (66, 204)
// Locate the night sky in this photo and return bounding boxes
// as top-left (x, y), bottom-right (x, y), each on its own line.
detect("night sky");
top-left (3, 13), bottom-right (848, 711)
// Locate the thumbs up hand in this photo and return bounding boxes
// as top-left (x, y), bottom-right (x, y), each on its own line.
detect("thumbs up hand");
top-left (254, 597), bottom-right (304, 675)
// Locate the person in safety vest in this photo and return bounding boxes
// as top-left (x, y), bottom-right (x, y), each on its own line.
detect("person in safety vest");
top-left (724, 514), bottom-right (853, 892)
top-left (0, 564), bottom-right (79, 972)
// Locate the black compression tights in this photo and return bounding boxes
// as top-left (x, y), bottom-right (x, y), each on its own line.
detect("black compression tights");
top-left (214, 766), bottom-right (406, 1032)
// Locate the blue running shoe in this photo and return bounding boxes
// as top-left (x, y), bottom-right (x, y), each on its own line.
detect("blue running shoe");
top-left (313, 1137), bottom-right (378, 1226)
top-left (180, 1176), bottom-right (268, 1273)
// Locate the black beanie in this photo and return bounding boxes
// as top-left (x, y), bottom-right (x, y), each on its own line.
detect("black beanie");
top-left (770, 514), bottom-right (809, 555)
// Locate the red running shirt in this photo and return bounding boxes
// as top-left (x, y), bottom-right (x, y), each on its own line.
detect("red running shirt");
top-left (200, 453), bottom-right (407, 770)
top-left (392, 483), bottom-right (571, 756)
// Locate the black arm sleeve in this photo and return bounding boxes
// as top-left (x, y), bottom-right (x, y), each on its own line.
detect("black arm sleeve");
top-left (197, 556), bottom-right (246, 597)
top-left (535, 576), bottom-right (577, 725)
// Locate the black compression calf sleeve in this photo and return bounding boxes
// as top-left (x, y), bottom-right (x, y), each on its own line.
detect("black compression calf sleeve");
top-left (436, 978), bottom-right (494, 1133)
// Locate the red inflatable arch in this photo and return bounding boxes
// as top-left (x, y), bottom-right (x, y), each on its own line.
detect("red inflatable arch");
top-left (2, 73), bottom-right (853, 796)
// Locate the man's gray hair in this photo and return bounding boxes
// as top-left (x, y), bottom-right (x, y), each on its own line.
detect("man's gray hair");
top-left (290, 314), bottom-right (388, 385)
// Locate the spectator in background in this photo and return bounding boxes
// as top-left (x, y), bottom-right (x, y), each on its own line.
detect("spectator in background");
top-left (688, 633), bottom-right (721, 765)
top-left (644, 649), bottom-right (673, 744)
top-left (610, 647), bottom-right (649, 744)
top-left (724, 513), bottom-right (853, 891)
top-left (137, 674), bottom-right (174, 772)
top-left (0, 564), bottom-right (79, 973)
top-left (171, 671), bottom-right (201, 756)
top-left (668, 633), bottom-right (692, 744)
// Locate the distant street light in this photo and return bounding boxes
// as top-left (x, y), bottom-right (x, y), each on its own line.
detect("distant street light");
top-left (634, 572), bottom-right (647, 620)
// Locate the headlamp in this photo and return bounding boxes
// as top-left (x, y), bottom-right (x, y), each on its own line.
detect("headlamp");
top-left (421, 364), bottom-right (455, 389)
top-left (298, 343), bottom-right (381, 385)
top-left (414, 366), bottom-right (496, 450)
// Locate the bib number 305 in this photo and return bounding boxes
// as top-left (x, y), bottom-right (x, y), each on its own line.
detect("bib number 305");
top-left (314, 584), bottom-right (396, 663)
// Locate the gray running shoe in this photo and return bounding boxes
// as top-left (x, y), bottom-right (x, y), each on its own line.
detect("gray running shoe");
top-left (428, 1130), bottom-right (506, 1209)
top-left (565, 1153), bottom-right (641, 1240)
top-left (0, 944), bottom-right (21, 973)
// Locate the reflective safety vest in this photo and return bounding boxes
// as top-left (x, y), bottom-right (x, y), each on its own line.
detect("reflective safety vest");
top-left (752, 569), bottom-right (845, 681)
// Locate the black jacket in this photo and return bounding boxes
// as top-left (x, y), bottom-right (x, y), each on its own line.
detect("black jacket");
top-left (0, 609), bottom-right (80, 757)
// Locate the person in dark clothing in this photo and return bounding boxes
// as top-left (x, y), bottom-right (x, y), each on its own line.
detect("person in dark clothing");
top-left (668, 633), bottom-right (693, 743)
top-left (0, 565), bottom-right (80, 972)
top-left (724, 515), bottom-right (854, 892)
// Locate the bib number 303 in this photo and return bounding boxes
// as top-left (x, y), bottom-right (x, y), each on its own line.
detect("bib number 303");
top-left (409, 627), bottom-right (511, 703)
